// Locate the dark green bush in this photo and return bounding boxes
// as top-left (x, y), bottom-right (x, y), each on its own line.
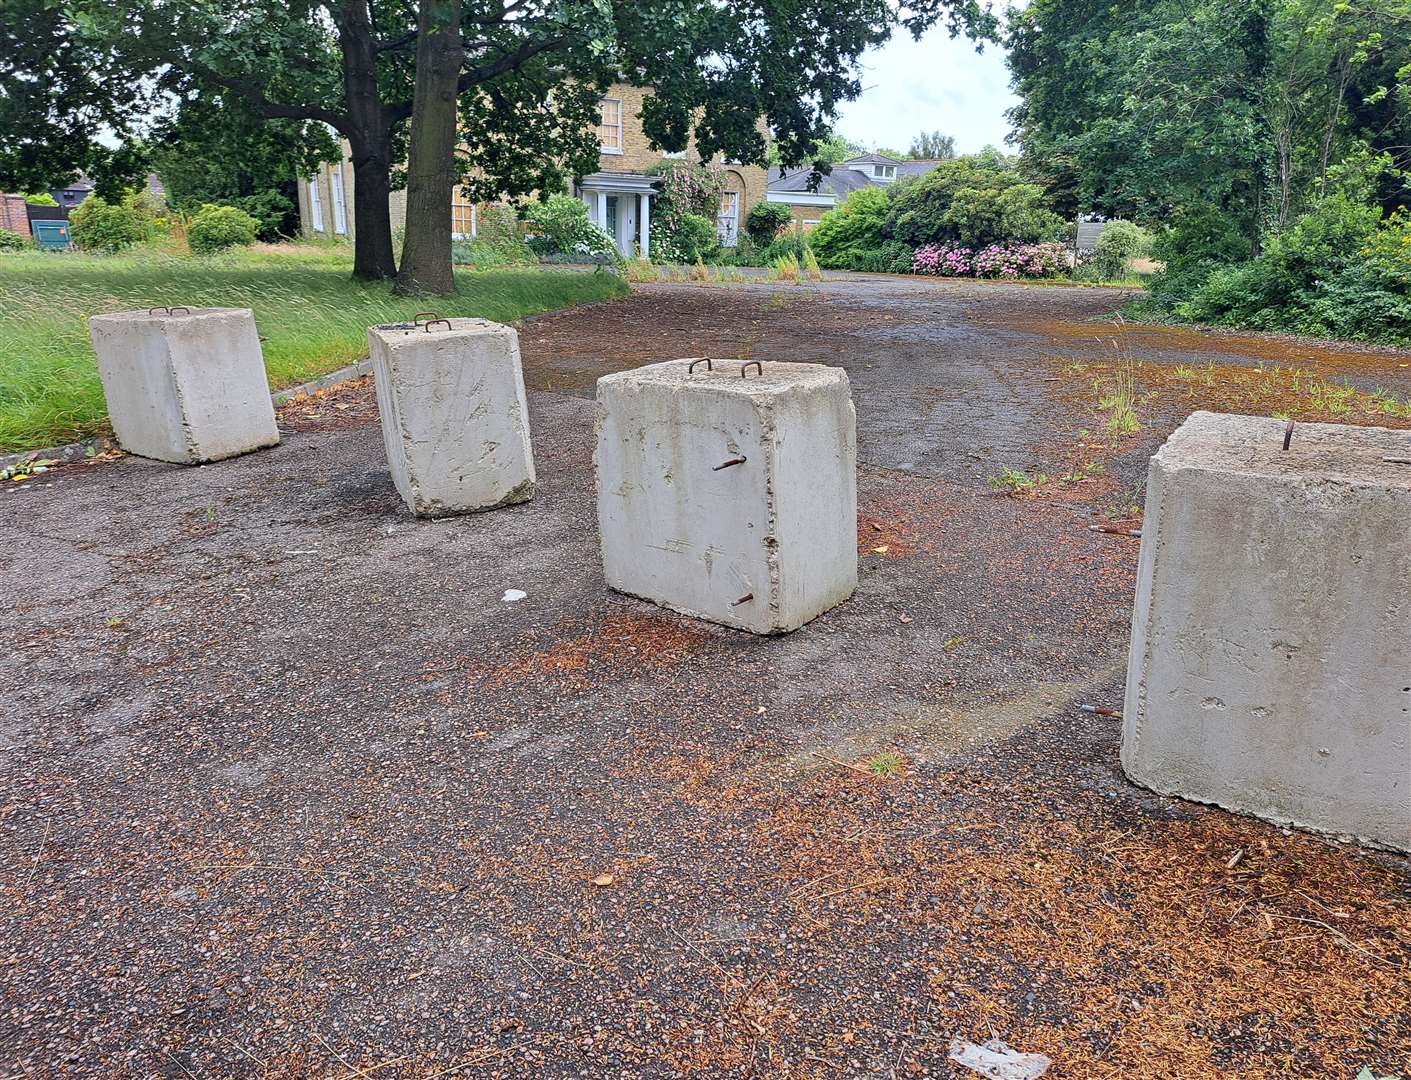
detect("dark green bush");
top-left (670, 213), bottom-right (720, 263)
top-left (810, 188), bottom-right (890, 270)
top-left (188, 203), bottom-right (261, 254)
top-left (0, 230), bottom-right (32, 251)
top-left (759, 234), bottom-right (809, 264)
top-left (221, 191), bottom-right (294, 242)
top-left (885, 151), bottom-right (1065, 249)
top-left (745, 201), bottom-right (792, 246)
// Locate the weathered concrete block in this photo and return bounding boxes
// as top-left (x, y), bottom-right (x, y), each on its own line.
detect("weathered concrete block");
top-left (88, 307), bottom-right (278, 464)
top-left (368, 318), bottom-right (535, 517)
top-left (1123, 411), bottom-right (1411, 851)
top-left (595, 358), bottom-right (857, 634)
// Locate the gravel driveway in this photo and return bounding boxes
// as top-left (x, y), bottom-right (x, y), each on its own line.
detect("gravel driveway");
top-left (3, 277), bottom-right (1408, 1079)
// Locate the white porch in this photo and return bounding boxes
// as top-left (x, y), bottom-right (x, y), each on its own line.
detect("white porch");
top-left (577, 172), bottom-right (656, 258)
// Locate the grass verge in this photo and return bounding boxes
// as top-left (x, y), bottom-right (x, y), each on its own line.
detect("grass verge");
top-left (0, 246), bottom-right (627, 453)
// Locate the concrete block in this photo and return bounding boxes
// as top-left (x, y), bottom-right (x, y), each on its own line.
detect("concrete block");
top-left (87, 307), bottom-right (278, 464)
top-left (595, 358), bottom-right (857, 634)
top-left (368, 318), bottom-right (535, 517)
top-left (1123, 411), bottom-right (1411, 851)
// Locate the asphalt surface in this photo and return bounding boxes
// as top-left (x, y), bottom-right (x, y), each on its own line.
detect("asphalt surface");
top-left (3, 276), bottom-right (1408, 1079)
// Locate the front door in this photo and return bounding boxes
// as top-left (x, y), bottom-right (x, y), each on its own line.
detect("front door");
top-left (605, 196), bottom-right (619, 242)
top-left (717, 191), bottom-right (740, 247)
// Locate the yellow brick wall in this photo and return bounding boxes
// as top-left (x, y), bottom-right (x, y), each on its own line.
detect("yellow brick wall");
top-left (785, 203), bottom-right (830, 232)
top-left (298, 90), bottom-right (773, 237)
top-left (597, 83), bottom-right (768, 217)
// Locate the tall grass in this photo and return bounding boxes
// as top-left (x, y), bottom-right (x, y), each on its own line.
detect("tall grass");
top-left (0, 246), bottom-right (626, 453)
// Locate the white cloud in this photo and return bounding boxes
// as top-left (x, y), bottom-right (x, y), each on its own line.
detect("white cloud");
top-left (833, 3), bottom-right (1025, 156)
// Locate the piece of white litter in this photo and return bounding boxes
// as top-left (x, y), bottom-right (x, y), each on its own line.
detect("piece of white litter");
top-left (947, 1038), bottom-right (1051, 1080)
top-left (501, 589), bottom-right (527, 603)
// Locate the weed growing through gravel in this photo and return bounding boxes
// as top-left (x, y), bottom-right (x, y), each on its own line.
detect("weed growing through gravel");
top-left (865, 751), bottom-right (905, 777)
top-left (771, 253), bottom-right (800, 282)
top-left (989, 466), bottom-right (1047, 496)
top-left (623, 255), bottom-right (659, 283)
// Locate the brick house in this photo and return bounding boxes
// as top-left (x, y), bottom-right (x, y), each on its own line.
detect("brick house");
top-left (298, 83), bottom-right (768, 258)
top-left (766, 152), bottom-right (942, 232)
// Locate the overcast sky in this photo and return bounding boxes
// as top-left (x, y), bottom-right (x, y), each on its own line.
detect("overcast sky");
top-left (833, 3), bottom-right (1024, 156)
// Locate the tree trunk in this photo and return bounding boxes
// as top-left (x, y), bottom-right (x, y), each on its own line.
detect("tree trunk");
top-left (338, 0), bottom-right (398, 281)
top-left (348, 130), bottom-right (397, 280)
top-left (394, 0), bottom-right (464, 296)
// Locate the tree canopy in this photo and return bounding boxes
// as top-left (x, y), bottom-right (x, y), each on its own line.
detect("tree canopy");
top-left (1007, 0), bottom-right (1411, 242)
top-left (2, 0), bottom-right (1000, 290)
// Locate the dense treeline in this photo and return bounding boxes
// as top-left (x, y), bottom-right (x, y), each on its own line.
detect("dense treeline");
top-left (1008, 0), bottom-right (1411, 343)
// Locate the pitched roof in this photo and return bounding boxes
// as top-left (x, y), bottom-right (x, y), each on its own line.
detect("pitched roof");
top-left (840, 152), bottom-right (901, 166)
top-left (767, 165), bottom-right (872, 196)
top-left (767, 156), bottom-right (944, 197)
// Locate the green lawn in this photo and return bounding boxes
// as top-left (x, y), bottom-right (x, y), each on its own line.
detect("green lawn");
top-left (0, 246), bottom-right (627, 454)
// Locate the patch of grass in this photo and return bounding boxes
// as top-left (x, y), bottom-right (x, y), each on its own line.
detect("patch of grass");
top-left (864, 751), bottom-right (905, 778)
top-left (1096, 352), bottom-right (1141, 437)
top-left (988, 466), bottom-right (1049, 497)
top-left (0, 246), bottom-right (627, 452)
top-left (771, 253), bottom-right (800, 283)
top-left (1061, 460), bottom-right (1105, 484)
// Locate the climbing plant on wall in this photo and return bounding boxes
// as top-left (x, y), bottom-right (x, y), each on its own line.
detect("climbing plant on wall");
top-left (647, 160), bottom-right (727, 261)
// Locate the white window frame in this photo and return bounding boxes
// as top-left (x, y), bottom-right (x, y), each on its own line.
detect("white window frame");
top-left (872, 164), bottom-right (896, 180)
top-left (330, 167), bottom-right (348, 235)
top-left (308, 177), bottom-right (324, 232)
top-left (451, 195), bottom-right (478, 240)
top-left (599, 97), bottom-right (623, 154)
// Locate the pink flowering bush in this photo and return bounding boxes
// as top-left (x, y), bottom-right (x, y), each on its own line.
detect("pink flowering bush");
top-left (913, 240), bottom-right (1066, 279)
top-left (912, 243), bottom-right (973, 276)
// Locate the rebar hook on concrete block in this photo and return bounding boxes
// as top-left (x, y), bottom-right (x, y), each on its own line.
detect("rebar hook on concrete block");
top-left (423, 319), bottom-right (452, 333)
top-left (741, 360), bottom-right (762, 379)
top-left (687, 358), bottom-right (712, 374)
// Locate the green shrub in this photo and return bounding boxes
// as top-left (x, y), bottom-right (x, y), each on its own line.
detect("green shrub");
top-left (877, 239), bottom-right (914, 274)
top-left (24, 193), bottom-right (58, 207)
top-left (69, 191), bottom-right (171, 253)
top-left (810, 187), bottom-right (890, 270)
top-left (220, 191), bottom-right (294, 242)
top-left (523, 194), bottom-right (618, 262)
top-left (885, 150), bottom-right (1065, 249)
top-left (1140, 196), bottom-right (1411, 345)
top-left (759, 234), bottom-right (809, 265)
top-left (668, 213), bottom-right (719, 263)
top-left (0, 230), bottom-right (32, 252)
top-left (1146, 206), bottom-right (1252, 307)
top-left (745, 201), bottom-right (792, 246)
top-left (1090, 220), bottom-right (1151, 279)
top-left (188, 203), bottom-right (261, 254)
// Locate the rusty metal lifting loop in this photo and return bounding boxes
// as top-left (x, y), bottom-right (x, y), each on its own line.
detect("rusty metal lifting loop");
top-left (730, 592), bottom-right (754, 607)
top-left (688, 358), bottom-right (712, 374)
top-left (413, 311), bottom-right (439, 325)
top-left (741, 360), bottom-right (762, 379)
top-left (713, 456), bottom-right (747, 471)
top-left (1282, 418), bottom-right (1295, 451)
top-left (169, 306), bottom-right (191, 315)
top-left (424, 319), bottom-right (453, 333)
top-left (148, 306), bottom-right (171, 315)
